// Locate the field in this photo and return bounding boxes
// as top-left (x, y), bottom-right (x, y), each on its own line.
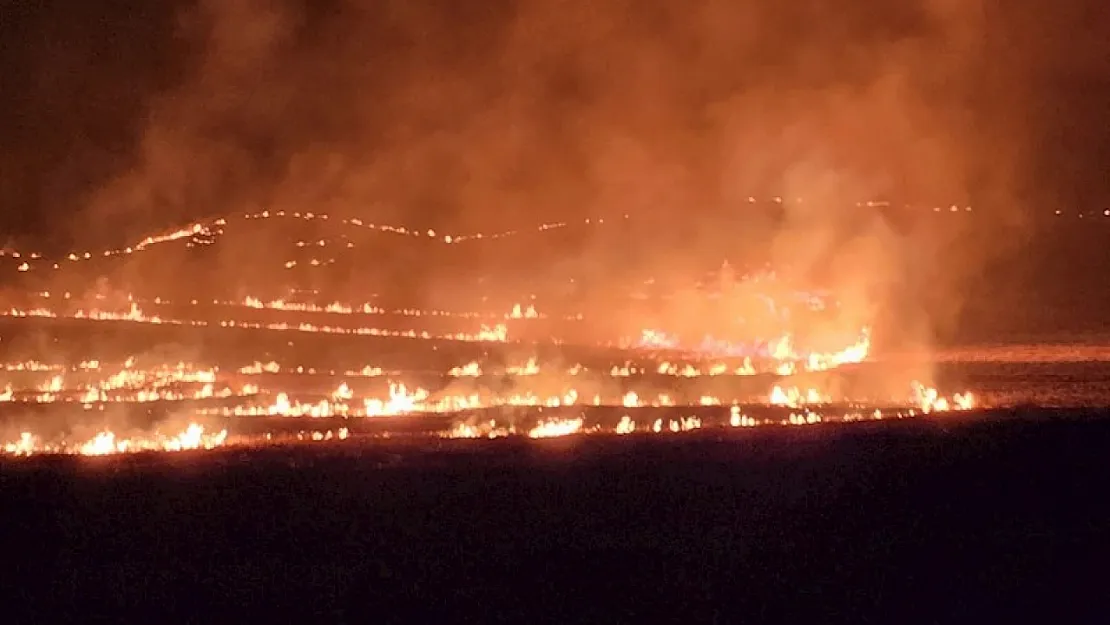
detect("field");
top-left (0, 303), bottom-right (967, 454)
top-left (0, 208), bottom-right (991, 453)
top-left (2, 210), bottom-right (1108, 620)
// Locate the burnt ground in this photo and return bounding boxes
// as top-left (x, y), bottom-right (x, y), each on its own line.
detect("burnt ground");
top-left (2, 415), bottom-right (1109, 624)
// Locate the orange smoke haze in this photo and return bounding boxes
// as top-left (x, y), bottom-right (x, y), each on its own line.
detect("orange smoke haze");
top-left (2, 0), bottom-right (1070, 374)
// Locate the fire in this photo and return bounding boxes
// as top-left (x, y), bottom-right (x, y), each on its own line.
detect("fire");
top-left (621, 391), bottom-right (641, 408)
top-left (3, 423), bottom-right (228, 457)
top-left (615, 416), bottom-right (636, 434)
top-left (912, 382), bottom-right (976, 414)
top-left (244, 296), bottom-right (384, 316)
top-left (528, 418), bottom-right (584, 438)
top-left (80, 431), bottom-right (127, 455)
top-left (633, 327), bottom-right (870, 376)
top-left (346, 365), bottom-right (385, 377)
top-left (650, 416), bottom-right (702, 433)
top-left (332, 382), bottom-right (354, 401)
top-left (768, 385), bottom-right (828, 408)
top-left (506, 357), bottom-right (540, 376)
top-left (239, 361), bottom-right (281, 374)
top-left (251, 382), bottom-right (433, 418)
top-left (805, 329), bottom-right (871, 371)
top-left (450, 361), bottom-right (483, 377)
top-left (3, 212), bottom-right (609, 274)
top-left (638, 329), bottom-right (680, 350)
top-left (730, 405), bottom-right (757, 427)
top-left (657, 362), bottom-right (700, 377)
top-left (0, 360), bottom-right (243, 405)
top-left (0, 350), bottom-right (980, 430)
top-left (3, 432), bottom-right (37, 455)
top-left (363, 383), bottom-right (429, 416)
top-left (0, 304), bottom-right (511, 344)
top-left (0, 241), bottom-right (989, 453)
top-left (612, 363), bottom-right (641, 377)
top-left (507, 303), bottom-right (539, 319)
top-left (445, 420), bottom-right (514, 439)
top-left (786, 411), bottom-right (823, 426)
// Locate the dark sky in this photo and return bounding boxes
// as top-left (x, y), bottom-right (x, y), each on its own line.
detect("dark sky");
top-left (1, 0), bottom-right (1108, 250)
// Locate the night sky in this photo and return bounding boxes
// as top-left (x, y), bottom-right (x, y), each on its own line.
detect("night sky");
top-left (1, 0), bottom-right (1108, 252)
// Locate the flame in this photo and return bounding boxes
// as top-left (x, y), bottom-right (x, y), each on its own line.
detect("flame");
top-left (729, 405), bottom-right (757, 427)
top-left (239, 361), bottom-right (281, 374)
top-left (0, 249), bottom-right (983, 454)
top-left (633, 320), bottom-right (870, 376)
top-left (649, 416), bottom-right (702, 433)
top-left (507, 303), bottom-right (539, 319)
top-left (3, 432), bottom-right (37, 455)
top-left (4, 423), bottom-right (228, 457)
top-left (912, 382), bottom-right (976, 414)
top-left (612, 363), bottom-right (640, 377)
top-left (615, 416), bottom-right (636, 434)
top-left (786, 411), bottom-right (823, 426)
top-left (506, 357), bottom-right (540, 376)
top-left (0, 360), bottom-right (238, 405)
top-left (805, 329), bottom-right (871, 371)
top-left (332, 382), bottom-right (354, 401)
top-left (449, 361), bottom-right (483, 377)
top-left (0, 303), bottom-right (511, 344)
top-left (3, 212), bottom-right (615, 274)
top-left (528, 418), bottom-right (584, 438)
top-left (768, 385), bottom-right (828, 408)
top-left (621, 391), bottom-right (641, 408)
top-left (445, 420), bottom-right (514, 439)
top-left (362, 383), bottom-right (429, 417)
top-left (0, 352), bottom-right (978, 429)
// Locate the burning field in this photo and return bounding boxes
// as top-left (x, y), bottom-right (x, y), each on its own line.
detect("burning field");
top-left (0, 213), bottom-right (979, 459)
top-left (7, 1), bottom-right (1110, 619)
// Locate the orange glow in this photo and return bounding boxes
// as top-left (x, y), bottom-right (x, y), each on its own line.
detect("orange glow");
top-left (528, 417), bottom-right (585, 438)
top-left (768, 385), bottom-right (829, 408)
top-left (3, 423), bottom-right (227, 457)
top-left (912, 382), bottom-right (976, 413)
top-left (0, 221), bottom-right (985, 457)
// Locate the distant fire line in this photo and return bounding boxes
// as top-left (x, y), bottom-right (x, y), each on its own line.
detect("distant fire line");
top-left (2, 392), bottom-right (977, 458)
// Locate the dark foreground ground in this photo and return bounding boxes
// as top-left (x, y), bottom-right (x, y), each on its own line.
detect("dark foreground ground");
top-left (3, 415), bottom-right (1110, 624)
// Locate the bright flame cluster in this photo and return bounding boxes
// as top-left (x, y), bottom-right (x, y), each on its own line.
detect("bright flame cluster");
top-left (3, 423), bottom-right (227, 457)
top-left (2, 382), bottom-right (977, 456)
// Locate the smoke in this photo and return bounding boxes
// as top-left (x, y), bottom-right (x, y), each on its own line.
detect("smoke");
top-left (74, 2), bottom-right (1018, 214)
top-left (18, 0), bottom-right (1043, 375)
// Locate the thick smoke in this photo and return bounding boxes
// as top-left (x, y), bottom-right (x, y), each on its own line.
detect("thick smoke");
top-left (78, 1), bottom-right (1018, 220)
top-left (13, 1), bottom-right (1047, 376)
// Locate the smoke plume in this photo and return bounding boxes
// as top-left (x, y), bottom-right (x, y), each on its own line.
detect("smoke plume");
top-left (7, 0), bottom-right (1068, 359)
